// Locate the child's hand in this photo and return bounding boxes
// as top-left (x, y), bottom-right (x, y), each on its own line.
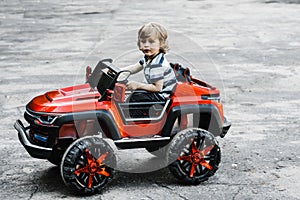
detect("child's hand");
top-left (126, 81), bottom-right (141, 90)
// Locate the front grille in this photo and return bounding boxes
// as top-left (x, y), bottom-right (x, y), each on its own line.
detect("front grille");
top-left (25, 109), bottom-right (59, 147)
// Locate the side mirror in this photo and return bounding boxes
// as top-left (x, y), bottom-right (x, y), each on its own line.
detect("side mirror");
top-left (117, 71), bottom-right (131, 82)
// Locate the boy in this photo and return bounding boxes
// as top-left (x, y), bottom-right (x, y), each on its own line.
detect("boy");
top-left (125, 22), bottom-right (177, 102)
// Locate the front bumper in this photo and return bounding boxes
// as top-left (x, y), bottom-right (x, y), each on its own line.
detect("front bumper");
top-left (14, 120), bottom-right (52, 159)
top-left (220, 117), bottom-right (231, 138)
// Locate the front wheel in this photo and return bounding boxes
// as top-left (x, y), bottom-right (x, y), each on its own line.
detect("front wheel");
top-left (167, 128), bottom-right (221, 184)
top-left (60, 136), bottom-right (116, 194)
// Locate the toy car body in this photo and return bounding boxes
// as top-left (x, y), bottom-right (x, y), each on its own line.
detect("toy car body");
top-left (14, 59), bottom-right (231, 194)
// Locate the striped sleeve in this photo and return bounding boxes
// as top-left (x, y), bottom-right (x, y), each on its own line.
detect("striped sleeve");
top-left (148, 64), bottom-right (164, 83)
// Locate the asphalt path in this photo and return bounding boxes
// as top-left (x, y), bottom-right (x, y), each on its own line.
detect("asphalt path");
top-left (0, 0), bottom-right (299, 199)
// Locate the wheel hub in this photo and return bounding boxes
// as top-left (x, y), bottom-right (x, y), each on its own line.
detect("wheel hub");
top-left (89, 162), bottom-right (98, 173)
top-left (177, 140), bottom-right (215, 178)
top-left (73, 149), bottom-right (111, 189)
top-left (191, 152), bottom-right (203, 164)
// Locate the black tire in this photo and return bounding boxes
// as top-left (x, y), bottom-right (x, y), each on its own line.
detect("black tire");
top-left (47, 151), bottom-right (62, 166)
top-left (48, 140), bottom-right (74, 166)
top-left (60, 136), bottom-right (116, 194)
top-left (167, 128), bottom-right (221, 184)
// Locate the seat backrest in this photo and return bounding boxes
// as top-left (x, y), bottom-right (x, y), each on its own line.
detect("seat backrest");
top-left (170, 63), bottom-right (192, 82)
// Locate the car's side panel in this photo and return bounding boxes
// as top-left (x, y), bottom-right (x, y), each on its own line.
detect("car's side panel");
top-left (161, 104), bottom-right (223, 137)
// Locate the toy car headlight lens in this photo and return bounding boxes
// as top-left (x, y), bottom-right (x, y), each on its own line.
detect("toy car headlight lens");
top-left (36, 115), bottom-right (59, 125)
top-left (201, 94), bottom-right (221, 103)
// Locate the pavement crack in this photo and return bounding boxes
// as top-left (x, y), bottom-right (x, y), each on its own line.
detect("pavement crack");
top-left (213, 182), bottom-right (263, 187)
top-left (154, 182), bottom-right (174, 191)
top-left (145, 195), bottom-right (155, 200)
top-left (232, 186), bottom-right (243, 200)
top-left (154, 182), bottom-right (188, 200)
top-left (178, 194), bottom-right (189, 200)
top-left (28, 186), bottom-right (38, 200)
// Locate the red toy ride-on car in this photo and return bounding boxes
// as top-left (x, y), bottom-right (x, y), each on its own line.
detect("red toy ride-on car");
top-left (14, 59), bottom-right (231, 194)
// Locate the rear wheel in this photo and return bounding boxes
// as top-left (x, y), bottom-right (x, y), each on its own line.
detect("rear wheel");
top-left (60, 136), bottom-right (116, 194)
top-left (167, 128), bottom-right (221, 184)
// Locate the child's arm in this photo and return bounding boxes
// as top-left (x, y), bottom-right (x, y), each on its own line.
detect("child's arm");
top-left (127, 79), bottom-right (163, 92)
top-left (123, 62), bottom-right (143, 74)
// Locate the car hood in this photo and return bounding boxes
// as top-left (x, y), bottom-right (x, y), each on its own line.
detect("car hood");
top-left (27, 83), bottom-right (102, 113)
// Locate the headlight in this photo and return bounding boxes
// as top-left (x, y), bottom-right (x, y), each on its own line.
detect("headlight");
top-left (26, 110), bottom-right (58, 125)
top-left (38, 115), bottom-right (58, 124)
top-left (201, 94), bottom-right (221, 103)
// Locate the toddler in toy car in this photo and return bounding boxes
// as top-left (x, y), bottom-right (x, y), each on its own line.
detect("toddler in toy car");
top-left (124, 22), bottom-right (177, 102)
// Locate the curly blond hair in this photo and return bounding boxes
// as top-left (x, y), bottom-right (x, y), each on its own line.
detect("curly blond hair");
top-left (137, 22), bottom-right (169, 54)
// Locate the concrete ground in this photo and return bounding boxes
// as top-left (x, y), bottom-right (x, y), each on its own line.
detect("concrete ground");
top-left (0, 0), bottom-right (299, 199)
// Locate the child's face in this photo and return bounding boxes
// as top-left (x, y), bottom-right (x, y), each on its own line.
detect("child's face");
top-left (139, 36), bottom-right (161, 58)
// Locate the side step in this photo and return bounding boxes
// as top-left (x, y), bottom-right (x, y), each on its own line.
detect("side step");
top-left (114, 136), bottom-right (171, 149)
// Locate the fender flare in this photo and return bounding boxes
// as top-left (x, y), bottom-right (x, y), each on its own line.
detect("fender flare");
top-left (56, 110), bottom-right (121, 140)
top-left (162, 104), bottom-right (223, 137)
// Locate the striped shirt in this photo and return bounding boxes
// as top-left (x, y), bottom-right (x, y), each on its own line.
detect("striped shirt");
top-left (139, 53), bottom-right (177, 92)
